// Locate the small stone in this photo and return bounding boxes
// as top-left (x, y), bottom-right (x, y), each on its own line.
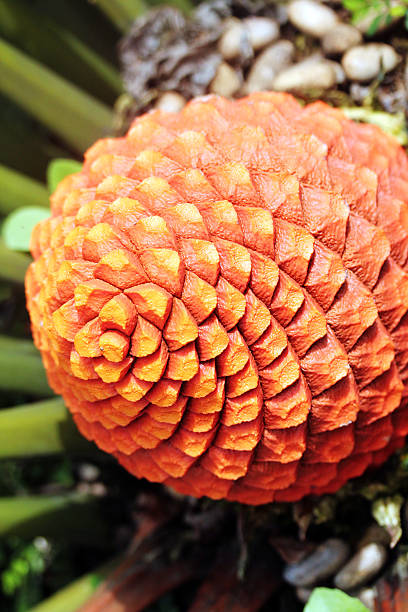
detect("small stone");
top-left (288, 0), bottom-right (338, 38)
top-left (276, 4), bottom-right (289, 25)
top-left (350, 83), bottom-right (371, 104)
top-left (155, 92), bottom-right (186, 113)
top-left (356, 587), bottom-right (376, 611)
top-left (283, 538), bottom-right (350, 587)
top-left (243, 40), bottom-right (295, 94)
top-left (296, 587), bottom-right (312, 603)
top-left (342, 44), bottom-right (401, 82)
top-left (77, 482), bottom-right (92, 495)
top-left (218, 18), bottom-right (251, 61)
top-left (78, 462), bottom-right (100, 482)
top-left (34, 537), bottom-right (51, 555)
top-left (378, 85), bottom-right (407, 114)
top-left (322, 23), bottom-right (362, 55)
top-left (242, 17), bottom-right (279, 51)
top-left (91, 482), bottom-right (107, 496)
top-left (272, 55), bottom-right (337, 92)
top-left (326, 59), bottom-right (346, 84)
top-left (210, 62), bottom-right (241, 97)
top-left (334, 543), bottom-right (387, 591)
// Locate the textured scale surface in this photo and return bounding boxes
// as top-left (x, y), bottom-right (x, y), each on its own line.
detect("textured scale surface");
top-left (26, 93), bottom-right (408, 505)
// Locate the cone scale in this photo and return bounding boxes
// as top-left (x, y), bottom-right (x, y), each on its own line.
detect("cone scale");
top-left (26, 93), bottom-right (408, 505)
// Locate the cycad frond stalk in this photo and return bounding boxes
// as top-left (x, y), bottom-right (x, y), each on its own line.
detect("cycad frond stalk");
top-left (0, 240), bottom-right (31, 283)
top-left (0, 493), bottom-right (105, 538)
top-left (92, 0), bottom-right (146, 32)
top-left (0, 0), bottom-right (122, 101)
top-left (0, 38), bottom-right (114, 153)
top-left (29, 559), bottom-right (118, 612)
top-left (0, 398), bottom-right (97, 457)
top-left (0, 164), bottom-right (48, 214)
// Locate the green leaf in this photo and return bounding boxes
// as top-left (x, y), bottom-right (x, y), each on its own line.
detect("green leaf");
top-left (2, 206), bottom-right (49, 252)
top-left (343, 0), bottom-right (366, 10)
top-left (350, 7), bottom-right (375, 24)
top-left (366, 13), bottom-right (385, 35)
top-left (304, 588), bottom-right (370, 612)
top-left (389, 4), bottom-right (407, 16)
top-left (47, 158), bottom-right (82, 194)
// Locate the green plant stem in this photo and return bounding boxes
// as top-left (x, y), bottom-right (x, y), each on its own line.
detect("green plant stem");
top-left (0, 239), bottom-right (31, 283)
top-left (57, 28), bottom-right (122, 98)
top-left (0, 96), bottom-right (69, 181)
top-left (0, 493), bottom-right (103, 538)
top-left (91, 0), bottom-right (146, 32)
top-left (29, 559), bottom-right (119, 612)
top-left (0, 0), bottom-right (122, 102)
top-left (0, 335), bottom-right (52, 395)
top-left (0, 37), bottom-right (114, 153)
top-left (0, 398), bottom-right (98, 457)
top-left (0, 164), bottom-right (48, 215)
top-left (150, 0), bottom-right (194, 14)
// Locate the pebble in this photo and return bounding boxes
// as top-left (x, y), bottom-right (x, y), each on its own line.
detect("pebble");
top-left (334, 543), bottom-right (387, 591)
top-left (155, 92), bottom-right (186, 113)
top-left (322, 23), bottom-right (362, 55)
top-left (283, 538), bottom-right (350, 587)
top-left (378, 84), bottom-right (407, 114)
top-left (78, 462), bottom-right (100, 482)
top-left (218, 18), bottom-right (250, 61)
top-left (288, 0), bottom-right (338, 38)
top-left (276, 3), bottom-right (289, 25)
top-left (356, 587), bottom-right (377, 611)
top-left (90, 482), bottom-right (107, 496)
top-left (243, 17), bottom-right (279, 51)
top-left (326, 59), bottom-right (346, 84)
top-left (350, 82), bottom-right (372, 104)
top-left (272, 55), bottom-right (338, 91)
top-left (243, 40), bottom-right (295, 94)
top-left (342, 44), bottom-right (401, 82)
top-left (296, 587), bottom-right (312, 603)
top-left (210, 62), bottom-right (241, 97)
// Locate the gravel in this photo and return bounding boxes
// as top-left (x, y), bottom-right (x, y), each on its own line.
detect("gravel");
top-left (284, 539), bottom-right (350, 587)
top-left (334, 543), bottom-right (388, 591)
top-left (243, 40), bottom-right (295, 94)
top-left (322, 23), bottom-right (363, 55)
top-left (155, 91), bottom-right (187, 112)
top-left (287, 0), bottom-right (338, 38)
top-left (243, 17), bottom-right (279, 51)
top-left (218, 18), bottom-right (250, 61)
top-left (342, 43), bottom-right (401, 82)
top-left (210, 61), bottom-right (241, 97)
top-left (272, 55), bottom-right (339, 92)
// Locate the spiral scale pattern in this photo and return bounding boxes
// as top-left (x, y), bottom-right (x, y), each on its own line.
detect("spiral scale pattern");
top-left (26, 93), bottom-right (408, 504)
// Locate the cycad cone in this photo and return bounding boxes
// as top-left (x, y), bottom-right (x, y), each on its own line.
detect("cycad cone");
top-left (26, 93), bottom-right (408, 505)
